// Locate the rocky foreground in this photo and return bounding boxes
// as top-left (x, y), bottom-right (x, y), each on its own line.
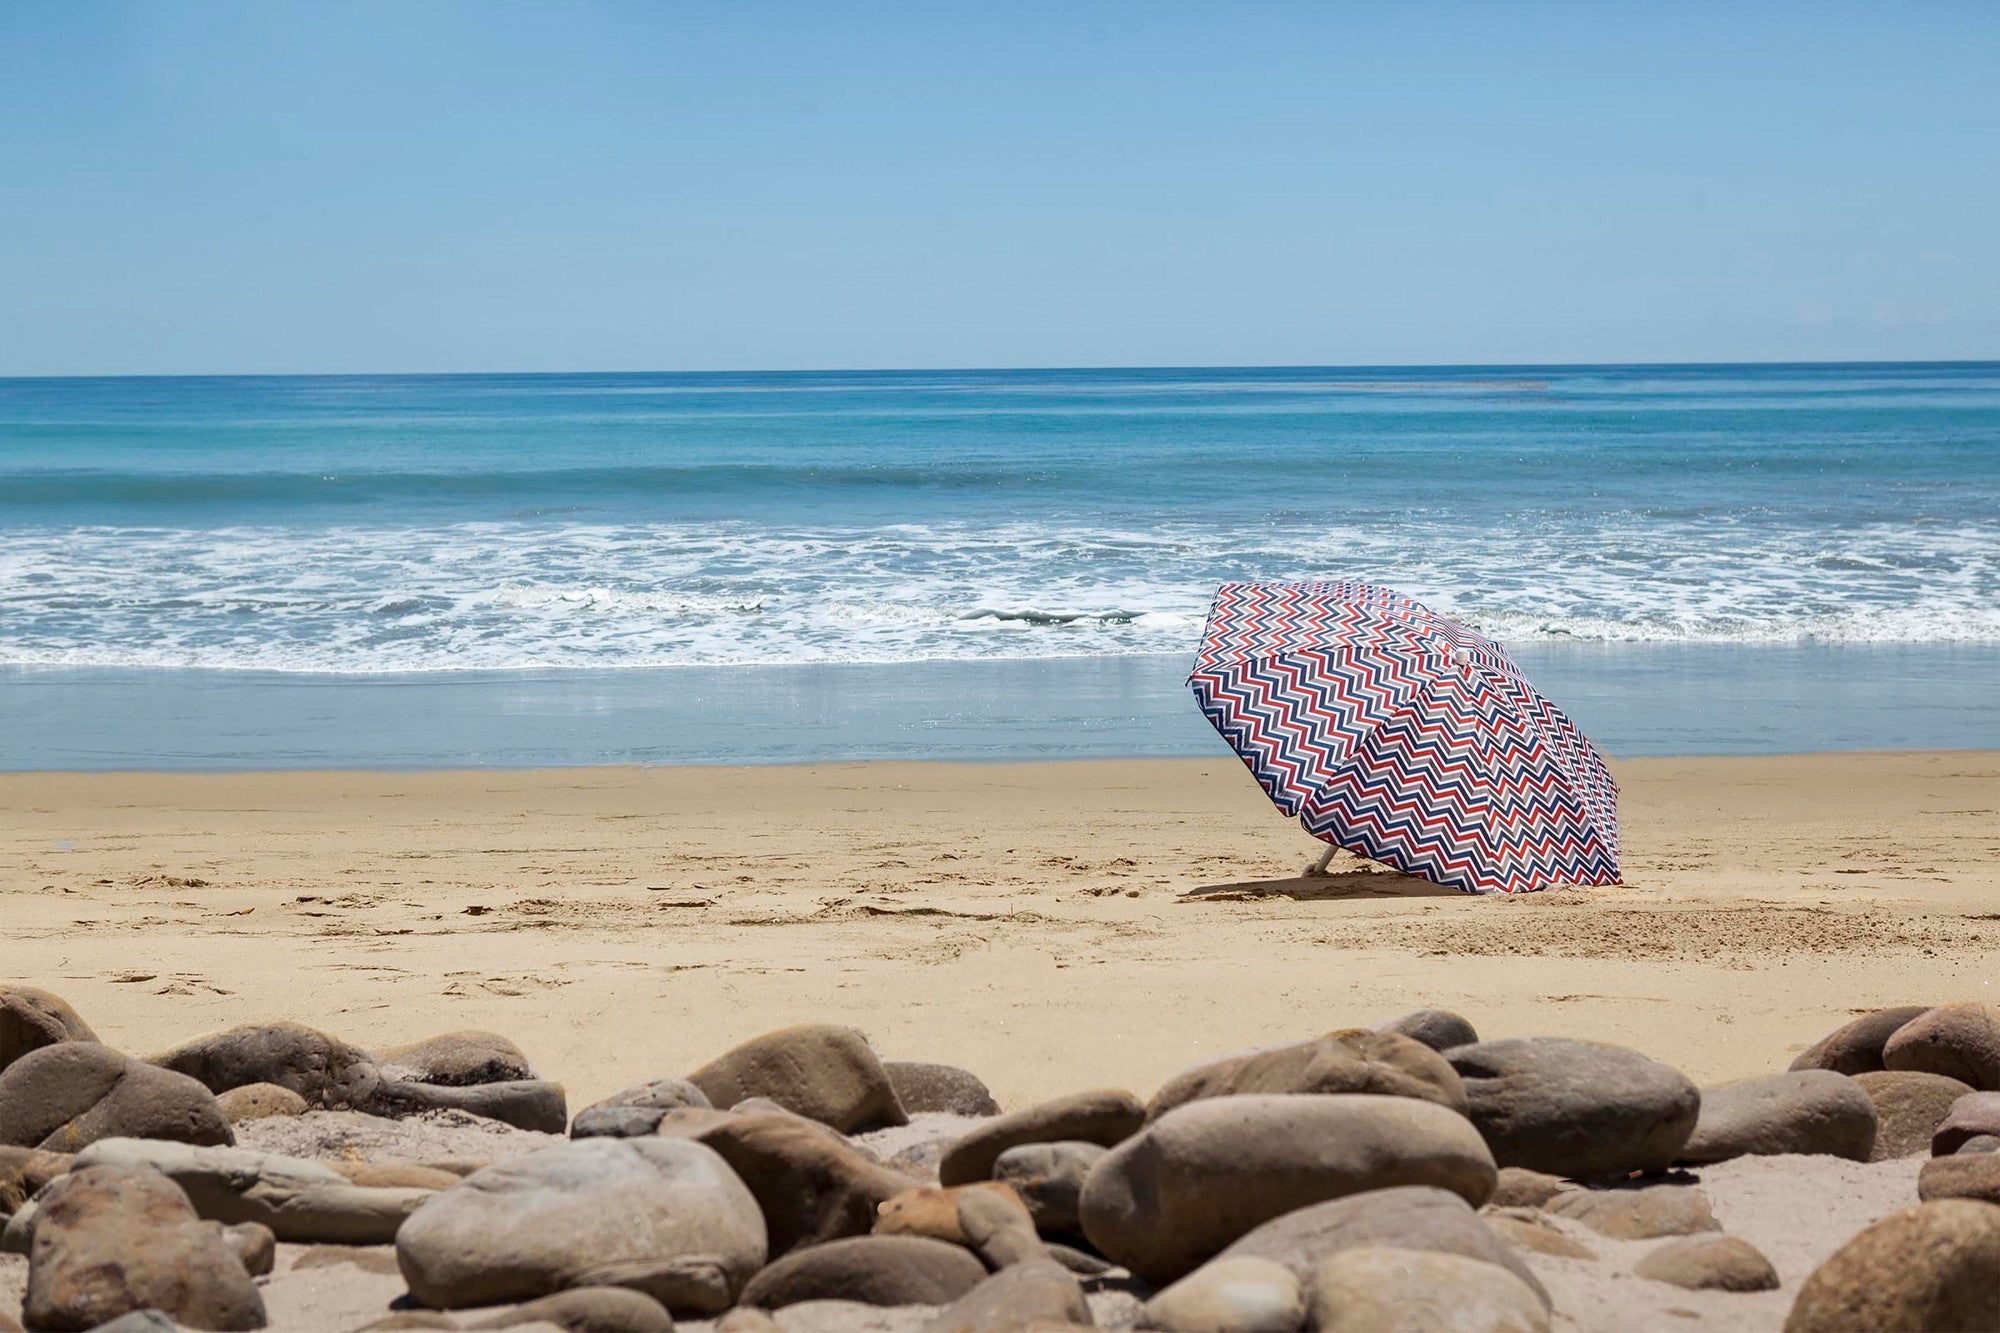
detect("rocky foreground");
top-left (5, 987), bottom-right (2000, 1331)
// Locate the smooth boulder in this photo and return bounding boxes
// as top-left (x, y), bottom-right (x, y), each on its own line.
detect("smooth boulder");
top-left (737, 1235), bottom-right (988, 1309)
top-left (1919, 1153), bottom-right (2000, 1204)
top-left (938, 1090), bottom-right (1143, 1186)
top-left (1853, 1070), bottom-right (1973, 1160)
top-left (884, 1061), bottom-right (1002, 1118)
top-left (1481, 1208), bottom-right (1595, 1260)
top-left (463, 1288), bottom-right (676, 1332)
top-left (1079, 1094), bottom-right (1497, 1285)
top-left (1546, 1184), bottom-right (1719, 1239)
top-left (215, 1084), bottom-right (308, 1124)
top-left (377, 1032), bottom-right (535, 1086)
top-left (921, 1258), bottom-right (1090, 1332)
top-left (366, 1078), bottom-right (568, 1133)
top-left (396, 1137), bottom-right (766, 1315)
top-left (1679, 1070), bottom-right (1876, 1163)
top-left (685, 1111), bottom-right (917, 1257)
top-left (23, 1165), bottom-right (265, 1332)
top-left (1883, 1004), bottom-right (2000, 1090)
top-left (0, 1043), bottom-right (233, 1151)
top-left (1634, 1235), bottom-right (1779, 1292)
top-left (151, 1023), bottom-right (379, 1109)
top-left (1216, 1186), bottom-right (1547, 1309)
top-left (1147, 1030), bottom-right (1467, 1121)
top-left (1374, 1009), bottom-right (1480, 1053)
top-left (991, 1141), bottom-right (1103, 1239)
top-left (1784, 1200), bottom-right (2000, 1331)
top-left (1141, 1256), bottom-right (1305, 1333)
top-left (1790, 1006), bottom-right (1931, 1075)
top-left (1932, 1091), bottom-right (2000, 1155)
top-left (690, 1025), bottom-right (906, 1132)
top-left (1447, 1038), bottom-right (1699, 1178)
top-left (1308, 1247), bottom-right (1549, 1333)
top-left (0, 987), bottom-right (97, 1074)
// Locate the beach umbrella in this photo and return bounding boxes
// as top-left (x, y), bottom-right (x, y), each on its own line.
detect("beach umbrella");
top-left (1188, 581), bottom-right (1619, 895)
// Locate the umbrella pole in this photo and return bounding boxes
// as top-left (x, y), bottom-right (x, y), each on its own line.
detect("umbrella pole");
top-left (1304, 843), bottom-right (1338, 878)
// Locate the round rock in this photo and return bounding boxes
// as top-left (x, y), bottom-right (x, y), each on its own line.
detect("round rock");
top-left (1446, 1037), bottom-right (1699, 1179)
top-left (1919, 1152), bottom-right (2000, 1204)
top-left (1147, 1029), bottom-right (1467, 1120)
top-left (0, 1042), bottom-right (233, 1152)
top-left (0, 987), bottom-right (98, 1075)
top-left (883, 1061), bottom-right (1001, 1118)
top-left (1789, 1006), bottom-right (1931, 1075)
top-left (376, 1032), bottom-right (535, 1087)
top-left (1784, 1200), bottom-right (2000, 1331)
top-left (1635, 1235), bottom-right (1779, 1291)
top-left (1546, 1185), bottom-right (1719, 1240)
top-left (1679, 1070), bottom-right (1877, 1163)
top-left (1374, 1009), bottom-right (1480, 1053)
top-left (690, 1025), bottom-right (906, 1132)
top-left (1853, 1070), bottom-right (1974, 1160)
top-left (1079, 1093), bottom-right (1498, 1286)
top-left (938, 1089), bottom-right (1143, 1186)
top-left (1309, 1246), bottom-right (1549, 1333)
top-left (1932, 1091), bottom-right (2000, 1155)
top-left (150, 1022), bottom-right (379, 1109)
top-left (923, 1258), bottom-right (1090, 1333)
top-left (1141, 1256), bottom-right (1305, 1333)
top-left (216, 1083), bottom-right (310, 1124)
top-left (991, 1141), bottom-right (1103, 1239)
top-left (1884, 1003), bottom-right (2000, 1091)
top-left (737, 1235), bottom-right (988, 1309)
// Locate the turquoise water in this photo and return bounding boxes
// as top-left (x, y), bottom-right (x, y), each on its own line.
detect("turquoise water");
top-left (2, 363), bottom-right (1997, 768)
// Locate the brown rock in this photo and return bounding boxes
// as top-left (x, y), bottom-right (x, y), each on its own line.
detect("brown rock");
top-left (1932, 1091), bottom-right (2000, 1155)
top-left (572, 1078), bottom-right (713, 1137)
top-left (874, 1182), bottom-right (1026, 1246)
top-left (292, 1244), bottom-right (404, 1275)
top-left (1919, 1152), bottom-right (2000, 1204)
top-left (1784, 1200), bottom-right (2000, 1331)
top-left (737, 1235), bottom-right (988, 1309)
top-left (365, 1078), bottom-right (568, 1133)
top-left (691, 1111), bottom-right (916, 1258)
top-left (1636, 1235), bottom-right (1779, 1291)
top-left (1140, 1255), bottom-right (1305, 1333)
top-left (1790, 1006), bottom-right (1932, 1075)
top-left (0, 987), bottom-right (97, 1074)
top-left (1079, 1094), bottom-right (1498, 1286)
top-left (1853, 1070), bottom-right (1974, 1160)
top-left (1547, 1185), bottom-right (1719, 1240)
top-left (1447, 1038), bottom-right (1699, 1179)
top-left (331, 1160), bottom-right (463, 1190)
top-left (690, 1025), bottom-right (906, 1132)
top-left (223, 1221), bottom-right (276, 1278)
top-left (885, 1061), bottom-right (1002, 1118)
top-left (1487, 1167), bottom-right (1571, 1209)
top-left (1216, 1186), bottom-right (1547, 1309)
top-left (0, 1043), bottom-right (233, 1152)
top-left (151, 1022), bottom-right (380, 1108)
top-left (215, 1083), bottom-right (308, 1124)
top-left (463, 1288), bottom-right (676, 1332)
top-left (991, 1141), bottom-right (1103, 1240)
top-left (1374, 1009), bottom-right (1480, 1053)
top-left (1147, 1030), bottom-right (1467, 1120)
top-left (955, 1186), bottom-right (1043, 1269)
top-left (1309, 1246), bottom-right (1550, 1333)
top-left (921, 1258), bottom-right (1091, 1332)
top-left (1679, 1071), bottom-right (1877, 1163)
top-left (938, 1090), bottom-right (1143, 1186)
top-left (1, 1145), bottom-right (71, 1215)
top-left (1883, 1003), bottom-right (2000, 1090)
top-left (22, 1164), bottom-right (265, 1331)
top-left (1959, 1134), bottom-right (2000, 1154)
top-left (1481, 1208), bottom-right (1595, 1260)
top-left (376, 1031), bottom-right (534, 1087)
top-left (395, 1137), bottom-right (767, 1315)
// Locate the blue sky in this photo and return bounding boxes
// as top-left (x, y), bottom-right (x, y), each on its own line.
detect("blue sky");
top-left (3, 1), bottom-right (1996, 374)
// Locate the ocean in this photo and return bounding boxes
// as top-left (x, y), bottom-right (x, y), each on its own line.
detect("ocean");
top-left (3, 363), bottom-right (1997, 769)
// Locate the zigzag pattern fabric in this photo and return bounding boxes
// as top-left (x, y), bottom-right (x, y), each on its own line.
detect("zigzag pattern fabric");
top-left (1189, 581), bottom-right (1620, 894)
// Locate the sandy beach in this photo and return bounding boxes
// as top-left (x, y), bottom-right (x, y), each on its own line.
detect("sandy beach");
top-left (6, 750), bottom-right (1995, 1112)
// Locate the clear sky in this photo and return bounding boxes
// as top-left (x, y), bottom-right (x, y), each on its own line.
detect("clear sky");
top-left (3, 1), bottom-right (1996, 375)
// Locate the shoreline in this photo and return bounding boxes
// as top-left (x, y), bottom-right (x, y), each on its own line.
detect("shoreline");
top-left (6, 750), bottom-right (1997, 1112)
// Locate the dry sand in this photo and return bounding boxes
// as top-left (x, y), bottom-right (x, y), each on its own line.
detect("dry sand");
top-left (4, 750), bottom-right (1996, 1110)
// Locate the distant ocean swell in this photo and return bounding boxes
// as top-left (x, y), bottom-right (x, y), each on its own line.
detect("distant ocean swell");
top-left (3, 516), bottom-right (1995, 673)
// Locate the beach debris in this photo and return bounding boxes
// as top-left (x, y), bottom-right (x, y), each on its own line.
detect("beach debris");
top-left (690, 1023), bottom-right (908, 1133)
top-left (1678, 1069), bottom-right (1878, 1163)
top-left (1146, 1029), bottom-right (1467, 1121)
top-left (1445, 1037), bottom-right (1700, 1178)
top-left (938, 1089), bottom-right (1143, 1187)
top-left (1852, 1069), bottom-right (1975, 1159)
top-left (1784, 1200), bottom-right (2000, 1331)
top-left (396, 1137), bottom-right (767, 1315)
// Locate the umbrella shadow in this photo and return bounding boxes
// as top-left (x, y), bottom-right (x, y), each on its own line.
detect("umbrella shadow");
top-left (1180, 869), bottom-right (1461, 902)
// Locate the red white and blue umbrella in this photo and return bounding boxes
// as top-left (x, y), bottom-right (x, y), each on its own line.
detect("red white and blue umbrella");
top-left (1188, 581), bottom-right (1620, 895)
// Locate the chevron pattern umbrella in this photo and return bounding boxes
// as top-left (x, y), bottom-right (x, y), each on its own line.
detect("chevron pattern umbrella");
top-left (1188, 581), bottom-right (1620, 894)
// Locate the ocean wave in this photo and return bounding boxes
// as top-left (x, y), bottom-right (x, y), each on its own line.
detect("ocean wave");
top-left (1, 517), bottom-right (1996, 673)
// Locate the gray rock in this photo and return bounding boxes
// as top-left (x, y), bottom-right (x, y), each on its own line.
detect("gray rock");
top-left (1634, 1235), bottom-right (1779, 1291)
top-left (377, 1032), bottom-right (536, 1087)
top-left (1216, 1186), bottom-right (1547, 1309)
top-left (1375, 1009), bottom-right (1480, 1052)
top-left (0, 987), bottom-right (98, 1075)
top-left (571, 1105), bottom-right (677, 1139)
top-left (938, 1090), bottom-right (1143, 1186)
top-left (23, 1164), bottom-right (265, 1331)
top-left (0, 1043), bottom-right (233, 1152)
top-left (1790, 1006), bottom-right (1931, 1075)
top-left (1546, 1184), bottom-right (1719, 1239)
top-left (1853, 1070), bottom-right (1974, 1160)
top-left (1884, 1004), bottom-right (2000, 1091)
top-left (1079, 1094), bottom-right (1497, 1286)
top-left (1784, 1200), bottom-right (2000, 1331)
top-left (991, 1141), bottom-right (1103, 1239)
top-left (1308, 1246), bottom-right (1549, 1333)
top-left (738, 1235), bottom-right (988, 1309)
top-left (1446, 1038), bottom-right (1699, 1179)
top-left (1141, 1256), bottom-right (1305, 1333)
top-left (365, 1078), bottom-right (568, 1133)
top-left (74, 1137), bottom-right (434, 1243)
top-left (1918, 1152), bottom-right (2000, 1204)
top-left (463, 1288), bottom-right (676, 1332)
top-left (1958, 1134), bottom-right (2000, 1154)
top-left (884, 1061), bottom-right (1002, 1118)
top-left (1931, 1091), bottom-right (2000, 1155)
top-left (690, 1025), bottom-right (906, 1132)
top-left (920, 1258), bottom-right (1090, 1332)
top-left (1679, 1070), bottom-right (1876, 1163)
top-left (151, 1022), bottom-right (380, 1109)
top-left (1147, 1030), bottom-right (1467, 1120)
top-left (395, 1136), bottom-right (766, 1315)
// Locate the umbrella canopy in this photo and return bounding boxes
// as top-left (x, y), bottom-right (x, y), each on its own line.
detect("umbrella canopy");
top-left (1188, 581), bottom-right (1619, 894)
